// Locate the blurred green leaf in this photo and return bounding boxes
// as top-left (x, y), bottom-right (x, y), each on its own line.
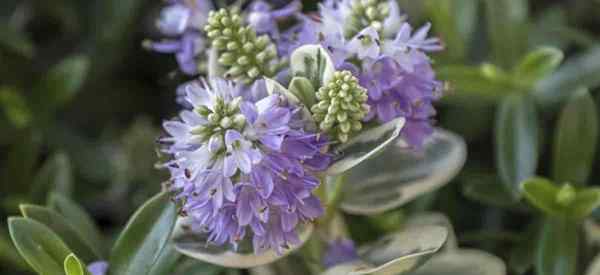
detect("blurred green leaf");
top-left (31, 152), bottom-right (74, 202)
top-left (0, 228), bottom-right (29, 271)
top-left (1, 132), bottom-right (41, 194)
top-left (569, 188), bottom-right (600, 220)
top-left (0, 87), bottom-right (32, 129)
top-left (552, 88), bottom-right (598, 185)
top-left (424, 0), bottom-right (477, 61)
top-left (148, 243), bottom-right (182, 275)
top-left (8, 217), bottom-right (73, 275)
top-left (0, 24), bottom-right (34, 58)
top-left (48, 192), bottom-right (104, 257)
top-left (513, 47), bottom-right (564, 88)
top-left (535, 47), bottom-right (600, 108)
top-left (64, 253), bottom-right (86, 275)
top-left (496, 95), bottom-right (539, 199)
top-left (20, 204), bottom-right (101, 262)
top-left (484, 0), bottom-right (529, 69)
top-left (109, 192), bottom-right (177, 275)
top-left (521, 177), bottom-right (563, 217)
top-left (462, 175), bottom-right (522, 209)
top-left (508, 221), bottom-right (540, 275)
top-left (438, 64), bottom-right (518, 100)
top-left (32, 55), bottom-right (90, 115)
top-left (536, 218), bottom-right (578, 275)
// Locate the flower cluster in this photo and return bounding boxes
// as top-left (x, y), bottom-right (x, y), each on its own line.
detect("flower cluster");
top-left (160, 79), bottom-right (330, 254)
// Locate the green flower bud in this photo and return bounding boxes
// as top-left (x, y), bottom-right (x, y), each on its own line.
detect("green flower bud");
top-left (204, 8), bottom-right (280, 84)
top-left (311, 71), bottom-right (369, 143)
top-left (345, 0), bottom-right (389, 38)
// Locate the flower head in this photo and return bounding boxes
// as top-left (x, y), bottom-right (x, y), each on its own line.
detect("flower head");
top-left (161, 78), bottom-right (330, 253)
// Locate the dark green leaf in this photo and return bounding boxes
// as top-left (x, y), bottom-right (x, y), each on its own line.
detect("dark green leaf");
top-left (48, 192), bottom-right (104, 256)
top-left (552, 88), bottom-right (598, 185)
top-left (0, 228), bottom-right (30, 271)
top-left (8, 217), bottom-right (73, 275)
top-left (64, 253), bottom-right (86, 275)
top-left (521, 177), bottom-right (563, 217)
top-left (31, 152), bottom-right (73, 202)
top-left (20, 204), bottom-right (101, 262)
top-left (496, 95), bottom-right (539, 199)
top-left (109, 192), bottom-right (177, 275)
top-left (0, 133), bottom-right (41, 195)
top-left (0, 24), bottom-right (34, 58)
top-left (513, 47), bottom-right (563, 87)
top-left (508, 221), bottom-right (540, 275)
top-left (535, 47), bottom-right (600, 107)
top-left (484, 0), bottom-right (529, 69)
top-left (462, 175), bottom-right (522, 209)
top-left (536, 218), bottom-right (578, 275)
top-left (0, 87), bottom-right (32, 129)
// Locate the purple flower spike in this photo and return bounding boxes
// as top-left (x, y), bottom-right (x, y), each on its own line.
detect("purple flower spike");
top-left (323, 239), bottom-right (360, 268)
top-left (161, 78), bottom-right (331, 254)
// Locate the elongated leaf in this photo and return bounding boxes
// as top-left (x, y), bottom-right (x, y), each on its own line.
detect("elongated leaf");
top-left (0, 87), bottom-right (32, 129)
top-left (173, 217), bottom-right (313, 268)
top-left (48, 192), bottom-right (104, 256)
top-left (552, 88), bottom-right (598, 185)
top-left (340, 128), bottom-right (466, 215)
top-left (412, 249), bottom-right (506, 275)
top-left (31, 152), bottom-right (73, 202)
top-left (513, 47), bottom-right (563, 87)
top-left (0, 228), bottom-right (29, 271)
top-left (148, 243), bottom-right (181, 275)
top-left (326, 118), bottom-right (406, 175)
top-left (496, 95), bottom-right (539, 199)
top-left (569, 188), bottom-right (600, 220)
top-left (20, 204), bottom-right (101, 262)
top-left (536, 218), bottom-right (578, 275)
top-left (424, 0), bottom-right (477, 61)
top-left (109, 192), bottom-right (177, 275)
top-left (8, 217), bottom-right (73, 275)
top-left (64, 253), bottom-right (86, 275)
top-left (521, 177), bottom-right (563, 217)
top-left (484, 0), bottom-right (529, 68)
top-left (535, 47), bottom-right (600, 107)
top-left (462, 174), bottom-right (524, 210)
top-left (437, 65), bottom-right (517, 100)
top-left (290, 44), bottom-right (335, 88)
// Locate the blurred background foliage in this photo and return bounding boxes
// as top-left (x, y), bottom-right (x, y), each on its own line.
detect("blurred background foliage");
top-left (2, 0), bottom-right (600, 274)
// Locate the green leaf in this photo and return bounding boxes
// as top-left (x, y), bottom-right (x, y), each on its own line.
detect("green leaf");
top-left (290, 44), bottom-right (335, 88)
top-left (48, 192), bottom-right (104, 256)
top-left (0, 87), bottom-right (32, 129)
top-left (33, 55), bottom-right (90, 115)
top-left (288, 76), bottom-right (317, 108)
top-left (569, 188), bottom-right (600, 220)
top-left (513, 47), bottom-right (564, 87)
top-left (424, 0), bottom-right (477, 61)
top-left (412, 249), bottom-right (507, 275)
top-left (536, 218), bottom-right (578, 275)
top-left (31, 152), bottom-right (74, 202)
top-left (496, 95), bottom-right (539, 199)
top-left (552, 88), bottom-right (598, 185)
top-left (109, 192), bottom-right (177, 275)
top-left (1, 133), bottom-right (41, 195)
top-left (0, 228), bottom-right (30, 271)
top-left (20, 204), bottom-right (101, 262)
top-left (462, 175), bottom-right (523, 209)
top-left (0, 24), bottom-right (34, 58)
top-left (521, 177), bottom-right (563, 216)
top-left (534, 47), bottom-right (600, 108)
top-left (64, 253), bottom-right (86, 275)
top-left (265, 77), bottom-right (316, 131)
top-left (508, 221), bottom-right (540, 275)
top-left (148, 243), bottom-right (181, 275)
top-left (437, 64), bottom-right (518, 100)
top-left (484, 0), bottom-right (529, 69)
top-left (8, 217), bottom-right (73, 275)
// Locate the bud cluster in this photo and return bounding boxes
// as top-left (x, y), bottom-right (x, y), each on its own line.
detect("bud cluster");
top-left (193, 96), bottom-right (246, 144)
top-left (345, 0), bottom-right (390, 38)
top-left (311, 71), bottom-right (370, 143)
top-left (205, 8), bottom-right (279, 84)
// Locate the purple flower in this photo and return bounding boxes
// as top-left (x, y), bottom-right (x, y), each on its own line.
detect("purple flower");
top-left (87, 261), bottom-right (108, 275)
top-left (323, 239), bottom-right (360, 268)
top-left (146, 0), bottom-right (213, 75)
top-left (161, 78), bottom-right (331, 253)
top-left (248, 0), bottom-right (302, 38)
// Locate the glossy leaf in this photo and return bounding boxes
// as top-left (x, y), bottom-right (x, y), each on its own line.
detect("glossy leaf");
top-left (536, 218), bottom-right (578, 275)
top-left (552, 88), bottom-right (598, 185)
top-left (290, 44), bottom-right (335, 88)
top-left (326, 117), bottom-right (406, 176)
top-left (48, 192), bottom-right (104, 256)
top-left (513, 47), bottom-right (563, 87)
top-left (535, 47), bottom-right (600, 107)
top-left (8, 217), bottom-right (73, 275)
top-left (20, 204), bottom-right (101, 262)
top-left (0, 87), bottom-right (32, 129)
top-left (495, 95), bottom-right (539, 199)
top-left (31, 152), bottom-right (73, 202)
top-left (484, 0), bottom-right (529, 68)
top-left (173, 217), bottom-right (313, 268)
top-left (64, 253), bottom-right (86, 275)
top-left (109, 192), bottom-right (177, 275)
top-left (340, 128), bottom-right (466, 215)
top-left (412, 249), bottom-right (507, 275)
